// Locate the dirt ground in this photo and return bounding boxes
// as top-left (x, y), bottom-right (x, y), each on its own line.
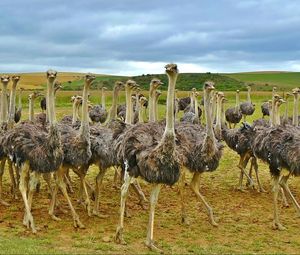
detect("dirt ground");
top-left (1, 146), bottom-right (300, 254)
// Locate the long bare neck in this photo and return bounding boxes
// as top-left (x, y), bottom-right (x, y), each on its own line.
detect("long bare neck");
top-left (293, 94), bottom-right (299, 126)
top-left (270, 97), bottom-right (276, 127)
top-left (47, 79), bottom-right (56, 125)
top-left (80, 82), bottom-right (90, 135)
top-left (221, 99), bottom-right (226, 126)
top-left (29, 97), bottom-right (35, 122)
top-left (18, 90), bottom-right (22, 109)
top-left (194, 95), bottom-right (199, 118)
top-left (163, 74), bottom-right (177, 135)
top-left (235, 92), bottom-right (240, 111)
top-left (284, 97), bottom-right (289, 120)
top-left (215, 96), bottom-right (221, 129)
top-left (138, 103), bottom-right (144, 123)
top-left (154, 95), bottom-right (160, 121)
top-left (1, 83), bottom-right (8, 124)
top-left (8, 83), bottom-right (18, 122)
top-left (125, 87), bottom-right (132, 124)
top-left (247, 87), bottom-right (251, 102)
top-left (107, 87), bottom-right (119, 122)
top-left (204, 90), bottom-right (214, 138)
top-left (211, 94), bottom-right (217, 124)
top-left (72, 101), bottom-right (78, 125)
top-left (149, 85), bottom-right (155, 122)
top-left (101, 88), bottom-right (106, 109)
top-left (274, 102), bottom-right (281, 126)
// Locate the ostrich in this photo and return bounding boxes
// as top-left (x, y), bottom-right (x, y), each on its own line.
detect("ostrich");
top-left (240, 85), bottom-right (255, 121)
top-left (137, 97), bottom-right (148, 123)
top-left (225, 90), bottom-right (242, 128)
top-left (14, 88), bottom-right (24, 123)
top-left (261, 101), bottom-right (270, 118)
top-left (28, 92), bottom-right (43, 122)
top-left (0, 75), bottom-right (9, 125)
top-left (242, 96), bottom-right (300, 230)
top-left (177, 96), bottom-right (191, 111)
top-left (176, 81), bottom-right (223, 226)
top-left (153, 90), bottom-right (162, 121)
top-left (48, 74), bottom-right (95, 226)
top-left (148, 78), bottom-right (163, 122)
top-left (292, 88), bottom-right (300, 126)
top-left (2, 70), bottom-right (63, 232)
top-left (60, 95), bottom-right (82, 126)
top-left (89, 87), bottom-right (108, 123)
top-left (115, 64), bottom-right (183, 251)
top-left (40, 81), bottom-right (62, 113)
top-left (180, 90), bottom-right (201, 124)
top-left (7, 75), bottom-right (21, 128)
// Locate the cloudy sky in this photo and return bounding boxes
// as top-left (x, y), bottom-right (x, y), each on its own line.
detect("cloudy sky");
top-left (1, 0), bottom-right (300, 75)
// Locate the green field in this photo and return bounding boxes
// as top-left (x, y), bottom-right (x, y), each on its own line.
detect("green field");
top-left (0, 91), bottom-right (300, 254)
top-left (225, 71), bottom-right (300, 91)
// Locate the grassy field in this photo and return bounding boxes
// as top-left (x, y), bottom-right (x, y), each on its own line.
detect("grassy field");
top-left (225, 71), bottom-right (300, 91)
top-left (0, 91), bottom-right (300, 254)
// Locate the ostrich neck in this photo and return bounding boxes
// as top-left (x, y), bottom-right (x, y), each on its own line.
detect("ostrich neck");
top-left (292, 94), bottom-right (299, 126)
top-left (155, 96), bottom-right (160, 121)
top-left (204, 90), bottom-right (215, 138)
top-left (79, 82), bottom-right (90, 136)
top-left (125, 87), bottom-right (133, 124)
top-left (138, 104), bottom-right (144, 123)
top-left (274, 103), bottom-right (281, 126)
top-left (1, 83), bottom-right (8, 123)
top-left (48, 79), bottom-right (56, 125)
top-left (270, 96), bottom-right (276, 127)
top-left (18, 90), bottom-right (22, 109)
top-left (235, 92), bottom-right (240, 112)
top-left (221, 100), bottom-right (226, 126)
top-left (101, 89), bottom-right (106, 110)
top-left (72, 101), bottom-right (78, 125)
top-left (215, 97), bottom-right (221, 129)
top-left (29, 98), bottom-right (35, 122)
top-left (163, 73), bottom-right (177, 135)
top-left (8, 82), bottom-right (18, 122)
top-left (247, 88), bottom-right (251, 102)
top-left (107, 88), bottom-right (119, 122)
top-left (149, 85), bottom-right (156, 122)
top-left (211, 96), bottom-right (217, 125)
top-left (284, 99), bottom-right (289, 120)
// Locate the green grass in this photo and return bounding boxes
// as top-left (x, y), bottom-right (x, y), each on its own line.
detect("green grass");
top-left (225, 72), bottom-right (300, 91)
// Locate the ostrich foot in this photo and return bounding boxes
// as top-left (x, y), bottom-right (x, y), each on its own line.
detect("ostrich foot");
top-left (181, 216), bottom-right (190, 225)
top-left (0, 199), bottom-right (10, 206)
top-left (208, 214), bottom-right (218, 227)
top-left (272, 221), bottom-right (286, 231)
top-left (83, 201), bottom-right (92, 217)
top-left (236, 187), bottom-right (246, 193)
top-left (50, 215), bottom-right (61, 221)
top-left (73, 217), bottom-right (85, 229)
top-left (258, 187), bottom-right (266, 193)
top-left (115, 227), bottom-right (127, 245)
top-left (92, 210), bottom-right (109, 219)
top-left (145, 240), bottom-right (163, 253)
top-left (138, 200), bottom-right (148, 210)
top-left (23, 214), bottom-right (37, 233)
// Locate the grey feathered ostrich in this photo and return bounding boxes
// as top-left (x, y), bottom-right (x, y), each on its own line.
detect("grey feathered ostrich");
top-left (49, 74), bottom-right (95, 227)
top-left (180, 89), bottom-right (201, 124)
top-left (115, 64), bottom-right (183, 252)
top-left (89, 86), bottom-right (108, 123)
top-left (240, 85), bottom-right (255, 121)
top-left (2, 70), bottom-right (63, 232)
top-left (261, 101), bottom-right (270, 118)
top-left (242, 95), bottom-right (300, 230)
top-left (14, 88), bottom-right (24, 123)
top-left (225, 90), bottom-right (242, 128)
top-left (176, 81), bottom-right (223, 226)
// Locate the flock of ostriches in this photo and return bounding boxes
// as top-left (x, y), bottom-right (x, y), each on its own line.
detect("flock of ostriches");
top-left (0, 64), bottom-right (299, 252)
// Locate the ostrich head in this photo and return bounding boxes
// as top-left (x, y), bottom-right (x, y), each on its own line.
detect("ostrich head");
top-left (125, 80), bottom-right (138, 91)
top-left (28, 91), bottom-right (42, 101)
top-left (155, 90), bottom-right (162, 99)
top-left (150, 78), bottom-right (163, 90)
top-left (285, 92), bottom-right (293, 99)
top-left (204, 81), bottom-right (215, 92)
top-left (165, 63), bottom-right (178, 75)
top-left (139, 96), bottom-right (148, 107)
top-left (236, 90), bottom-right (240, 93)
top-left (46, 70), bottom-right (57, 81)
top-left (102, 86), bottom-right (107, 91)
top-left (114, 81), bottom-right (124, 91)
top-left (54, 81), bottom-right (63, 90)
top-left (84, 73), bottom-right (96, 87)
top-left (11, 75), bottom-right (20, 83)
top-left (292, 88), bottom-right (300, 95)
top-left (0, 75), bottom-right (10, 84)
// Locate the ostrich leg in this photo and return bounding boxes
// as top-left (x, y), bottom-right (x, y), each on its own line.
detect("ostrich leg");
top-left (19, 162), bottom-right (36, 233)
top-left (190, 172), bottom-right (218, 226)
top-left (280, 174), bottom-right (300, 215)
top-left (0, 159), bottom-right (9, 206)
top-left (272, 175), bottom-right (286, 230)
top-left (179, 171), bottom-right (189, 224)
top-left (145, 184), bottom-right (162, 252)
top-left (237, 153), bottom-right (254, 191)
top-left (8, 160), bottom-right (17, 198)
top-left (92, 167), bottom-right (109, 218)
top-left (115, 173), bottom-right (132, 245)
top-left (55, 166), bottom-right (85, 228)
top-left (251, 157), bottom-right (266, 192)
top-left (131, 180), bottom-right (147, 209)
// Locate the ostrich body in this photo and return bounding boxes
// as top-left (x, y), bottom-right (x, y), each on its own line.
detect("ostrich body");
top-left (89, 87), bottom-right (108, 123)
top-left (2, 70), bottom-right (63, 232)
top-left (49, 74), bottom-right (95, 227)
top-left (261, 101), bottom-right (270, 118)
top-left (115, 64), bottom-right (183, 252)
top-left (225, 90), bottom-right (242, 128)
top-left (240, 85), bottom-right (255, 121)
top-left (60, 95), bottom-right (82, 126)
top-left (14, 88), bottom-right (24, 123)
top-left (178, 96), bottom-right (191, 111)
top-left (180, 90), bottom-right (201, 124)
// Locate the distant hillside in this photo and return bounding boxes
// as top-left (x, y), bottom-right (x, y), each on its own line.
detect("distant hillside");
top-left (62, 73), bottom-right (245, 91)
top-left (225, 72), bottom-right (300, 91)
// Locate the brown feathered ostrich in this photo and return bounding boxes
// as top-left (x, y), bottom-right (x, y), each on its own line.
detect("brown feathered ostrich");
top-left (225, 90), bottom-right (242, 128)
top-left (2, 70), bottom-right (63, 232)
top-left (49, 74), bottom-right (95, 226)
top-left (241, 94), bottom-right (300, 230)
top-left (180, 89), bottom-right (201, 124)
top-left (115, 64), bottom-right (183, 252)
top-left (240, 85), bottom-right (255, 121)
top-left (89, 86), bottom-right (108, 123)
top-left (176, 81), bottom-right (223, 226)
top-left (14, 88), bottom-right (24, 123)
